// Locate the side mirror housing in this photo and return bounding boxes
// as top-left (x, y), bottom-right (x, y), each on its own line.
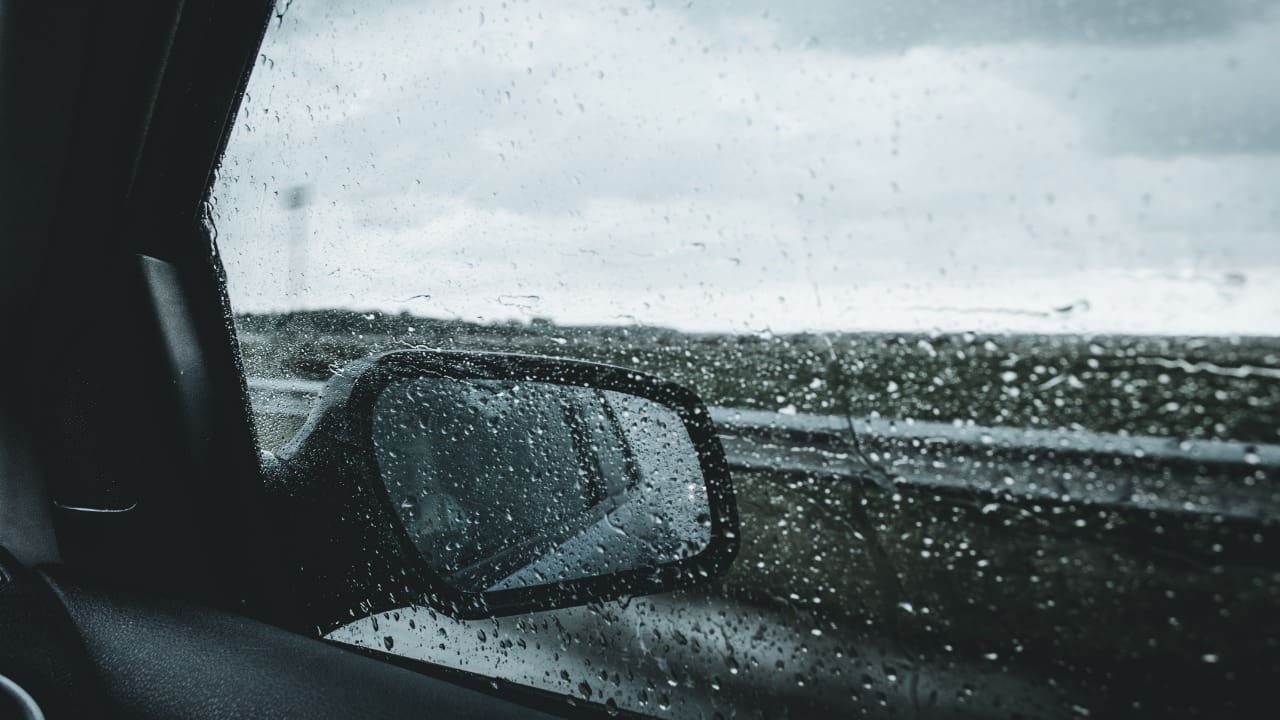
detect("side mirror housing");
top-left (263, 350), bottom-right (738, 631)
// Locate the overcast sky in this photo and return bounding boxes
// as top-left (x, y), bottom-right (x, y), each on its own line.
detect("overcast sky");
top-left (211, 0), bottom-right (1280, 335)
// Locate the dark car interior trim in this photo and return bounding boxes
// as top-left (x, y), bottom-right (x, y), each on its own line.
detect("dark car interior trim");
top-left (0, 1), bottom-right (626, 717)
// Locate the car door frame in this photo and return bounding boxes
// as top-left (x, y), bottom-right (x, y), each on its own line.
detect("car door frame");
top-left (10, 2), bottom-right (660, 717)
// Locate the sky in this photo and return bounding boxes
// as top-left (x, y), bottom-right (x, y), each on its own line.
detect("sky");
top-left (210, 0), bottom-right (1280, 335)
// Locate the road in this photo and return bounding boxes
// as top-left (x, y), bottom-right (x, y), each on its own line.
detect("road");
top-left (249, 376), bottom-right (1279, 521)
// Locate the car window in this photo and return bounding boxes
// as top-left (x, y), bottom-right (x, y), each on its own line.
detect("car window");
top-left (210, 1), bottom-right (1280, 717)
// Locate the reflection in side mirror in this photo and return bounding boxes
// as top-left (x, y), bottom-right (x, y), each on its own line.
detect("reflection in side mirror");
top-left (267, 349), bottom-right (738, 624)
top-left (374, 378), bottom-right (713, 594)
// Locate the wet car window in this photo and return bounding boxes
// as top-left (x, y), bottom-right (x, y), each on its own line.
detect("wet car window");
top-left (209, 1), bottom-right (1280, 717)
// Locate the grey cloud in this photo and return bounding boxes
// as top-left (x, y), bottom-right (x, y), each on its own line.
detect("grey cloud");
top-left (229, 61), bottom-right (812, 217)
top-left (1086, 60), bottom-right (1280, 156)
top-left (1095, 94), bottom-right (1280, 156)
top-left (280, 0), bottom-right (1280, 49)
top-left (688, 0), bottom-right (1280, 51)
top-left (210, 0), bottom-right (1280, 334)
top-left (242, 0), bottom-right (1280, 225)
top-left (1002, 11), bottom-right (1280, 157)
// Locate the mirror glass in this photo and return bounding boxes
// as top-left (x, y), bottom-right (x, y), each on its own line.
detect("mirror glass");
top-left (372, 376), bottom-right (713, 594)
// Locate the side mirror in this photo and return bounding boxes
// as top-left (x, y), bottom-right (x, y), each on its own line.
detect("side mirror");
top-left (263, 350), bottom-right (738, 630)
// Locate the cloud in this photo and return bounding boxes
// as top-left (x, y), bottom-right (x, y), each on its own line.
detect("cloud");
top-left (686, 0), bottom-right (1280, 51)
top-left (1002, 13), bottom-right (1280, 156)
top-left (211, 0), bottom-right (1280, 335)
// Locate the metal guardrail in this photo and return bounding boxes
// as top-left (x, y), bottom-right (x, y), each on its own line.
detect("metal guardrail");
top-left (248, 377), bottom-right (1278, 522)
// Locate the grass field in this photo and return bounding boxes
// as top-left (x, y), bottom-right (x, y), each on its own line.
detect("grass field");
top-left (236, 310), bottom-right (1280, 445)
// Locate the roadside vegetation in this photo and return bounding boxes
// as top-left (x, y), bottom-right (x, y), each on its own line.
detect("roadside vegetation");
top-left (237, 310), bottom-right (1280, 445)
top-left (240, 310), bottom-right (1280, 713)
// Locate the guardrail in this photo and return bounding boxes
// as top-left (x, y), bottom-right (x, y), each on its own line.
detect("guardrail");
top-left (248, 377), bottom-right (1278, 523)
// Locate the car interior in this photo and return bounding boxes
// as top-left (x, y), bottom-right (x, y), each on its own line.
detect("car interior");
top-left (3, 1), bottom-right (1278, 719)
top-left (0, 2), bottom-right (595, 717)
